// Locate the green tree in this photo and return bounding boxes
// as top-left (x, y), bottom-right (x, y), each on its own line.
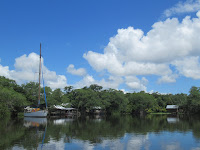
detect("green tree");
top-left (64, 86), bottom-right (73, 94)
top-left (70, 88), bottom-right (101, 112)
top-left (127, 92), bottom-right (155, 114)
top-left (0, 87), bottom-right (27, 117)
top-left (104, 89), bottom-right (128, 114)
top-left (89, 84), bottom-right (103, 92)
top-left (41, 86), bottom-right (53, 106)
top-left (187, 86), bottom-right (200, 113)
top-left (51, 88), bottom-right (63, 105)
top-left (22, 82), bottom-right (39, 105)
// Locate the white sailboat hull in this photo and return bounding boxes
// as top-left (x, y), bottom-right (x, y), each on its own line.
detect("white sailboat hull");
top-left (24, 110), bottom-right (48, 117)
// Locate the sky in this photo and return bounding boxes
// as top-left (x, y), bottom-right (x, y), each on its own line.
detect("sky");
top-left (0, 0), bottom-right (200, 94)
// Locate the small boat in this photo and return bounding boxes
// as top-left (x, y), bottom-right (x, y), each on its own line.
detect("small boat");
top-left (24, 43), bottom-right (48, 117)
top-left (24, 106), bottom-right (48, 117)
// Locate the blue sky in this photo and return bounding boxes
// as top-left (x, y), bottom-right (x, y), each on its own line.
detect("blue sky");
top-left (0, 0), bottom-right (200, 94)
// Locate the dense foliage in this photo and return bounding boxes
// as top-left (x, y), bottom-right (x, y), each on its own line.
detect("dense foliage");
top-left (0, 76), bottom-right (200, 118)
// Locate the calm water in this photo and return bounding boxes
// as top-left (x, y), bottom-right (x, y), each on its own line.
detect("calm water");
top-left (1, 115), bottom-right (200, 150)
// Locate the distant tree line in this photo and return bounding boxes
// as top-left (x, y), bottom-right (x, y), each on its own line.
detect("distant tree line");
top-left (0, 76), bottom-right (200, 118)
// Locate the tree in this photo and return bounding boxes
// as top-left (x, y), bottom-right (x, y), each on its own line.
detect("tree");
top-left (51, 88), bottom-right (63, 105)
top-left (127, 92), bottom-right (155, 114)
top-left (41, 86), bottom-right (52, 106)
top-left (89, 84), bottom-right (103, 92)
top-left (64, 86), bottom-right (73, 94)
top-left (22, 82), bottom-right (39, 105)
top-left (187, 86), bottom-right (200, 113)
top-left (104, 89), bottom-right (128, 114)
top-left (70, 88), bottom-right (101, 112)
top-left (0, 87), bottom-right (27, 117)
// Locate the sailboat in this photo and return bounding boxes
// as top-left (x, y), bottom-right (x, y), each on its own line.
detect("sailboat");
top-left (24, 44), bottom-right (48, 117)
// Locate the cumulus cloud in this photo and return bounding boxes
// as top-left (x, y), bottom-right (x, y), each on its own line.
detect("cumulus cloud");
top-left (0, 65), bottom-right (11, 78)
top-left (74, 75), bottom-right (95, 88)
top-left (0, 53), bottom-right (67, 89)
top-left (125, 76), bottom-right (148, 92)
top-left (84, 11), bottom-right (200, 91)
top-left (73, 74), bottom-right (123, 90)
top-left (164, 0), bottom-right (200, 17)
top-left (172, 56), bottom-right (200, 79)
top-left (157, 74), bottom-right (178, 84)
top-left (67, 64), bottom-right (87, 76)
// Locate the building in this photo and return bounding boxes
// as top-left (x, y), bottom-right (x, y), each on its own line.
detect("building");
top-left (166, 105), bottom-right (179, 113)
top-left (49, 105), bottom-right (78, 117)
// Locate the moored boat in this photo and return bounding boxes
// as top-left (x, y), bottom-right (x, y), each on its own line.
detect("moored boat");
top-left (24, 43), bottom-right (48, 117)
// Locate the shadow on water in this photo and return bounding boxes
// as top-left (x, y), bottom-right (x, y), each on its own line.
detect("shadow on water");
top-left (1, 114), bottom-right (200, 149)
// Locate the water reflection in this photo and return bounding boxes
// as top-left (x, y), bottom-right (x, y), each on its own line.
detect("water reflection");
top-left (1, 115), bottom-right (200, 150)
top-left (24, 117), bottom-right (47, 128)
top-left (23, 117), bottom-right (47, 150)
top-left (53, 118), bottom-right (74, 125)
top-left (167, 117), bottom-right (179, 123)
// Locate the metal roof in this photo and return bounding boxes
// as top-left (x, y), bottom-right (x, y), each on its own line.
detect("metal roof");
top-left (166, 105), bottom-right (179, 109)
top-left (53, 105), bottom-right (76, 110)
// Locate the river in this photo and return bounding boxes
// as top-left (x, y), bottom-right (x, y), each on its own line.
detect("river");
top-left (1, 114), bottom-right (200, 150)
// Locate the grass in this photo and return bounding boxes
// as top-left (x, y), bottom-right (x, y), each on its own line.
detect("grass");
top-left (150, 112), bottom-right (171, 115)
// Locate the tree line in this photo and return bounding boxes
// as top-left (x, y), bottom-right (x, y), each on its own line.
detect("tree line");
top-left (0, 76), bottom-right (200, 118)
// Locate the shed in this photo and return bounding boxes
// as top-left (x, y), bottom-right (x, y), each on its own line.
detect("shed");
top-left (49, 105), bottom-right (78, 116)
top-left (90, 106), bottom-right (105, 114)
top-left (166, 105), bottom-right (179, 113)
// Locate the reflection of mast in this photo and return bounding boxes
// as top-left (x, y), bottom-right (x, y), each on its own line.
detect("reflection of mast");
top-left (38, 43), bottom-right (42, 106)
top-left (41, 124), bottom-right (47, 150)
top-left (23, 117), bottom-right (47, 150)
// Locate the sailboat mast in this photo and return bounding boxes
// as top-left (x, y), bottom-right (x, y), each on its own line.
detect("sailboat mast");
top-left (38, 43), bottom-right (42, 106)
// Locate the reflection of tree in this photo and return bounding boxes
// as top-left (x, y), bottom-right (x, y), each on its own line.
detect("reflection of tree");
top-left (0, 118), bottom-right (46, 150)
top-left (55, 115), bottom-right (200, 143)
top-left (45, 115), bottom-right (200, 144)
top-left (2, 115), bottom-right (200, 149)
top-left (0, 119), bottom-right (26, 150)
top-left (19, 126), bottom-right (45, 150)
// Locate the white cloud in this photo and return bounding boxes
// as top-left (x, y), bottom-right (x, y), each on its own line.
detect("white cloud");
top-left (45, 75), bottom-right (67, 90)
top-left (164, 0), bottom-right (200, 17)
top-left (74, 75), bottom-right (95, 88)
top-left (67, 64), bottom-right (87, 76)
top-left (73, 74), bottom-right (123, 90)
top-left (172, 56), bottom-right (200, 79)
top-left (98, 76), bottom-right (124, 89)
top-left (84, 11), bottom-right (200, 91)
top-left (14, 53), bottom-right (40, 72)
top-left (157, 74), bottom-right (178, 84)
top-left (125, 76), bottom-right (148, 92)
top-left (0, 53), bottom-right (67, 89)
top-left (0, 65), bottom-right (11, 78)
